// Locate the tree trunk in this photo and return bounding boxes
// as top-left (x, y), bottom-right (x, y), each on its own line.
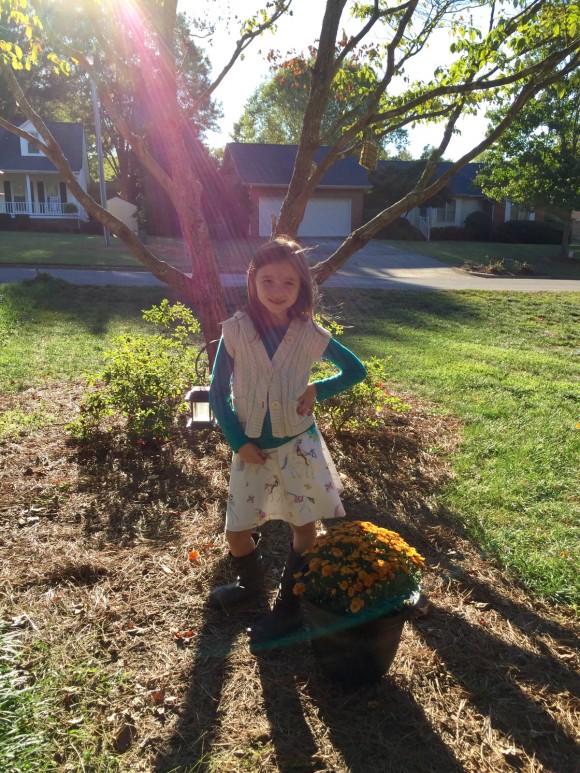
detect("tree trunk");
top-left (559, 211), bottom-right (573, 259)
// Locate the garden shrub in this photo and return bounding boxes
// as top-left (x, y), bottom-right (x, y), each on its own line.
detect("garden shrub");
top-left (493, 219), bottom-right (563, 244)
top-left (429, 226), bottom-right (468, 240)
top-left (0, 213), bottom-right (12, 230)
top-left (314, 356), bottom-right (410, 433)
top-left (464, 210), bottom-right (493, 241)
top-left (14, 214), bottom-right (30, 231)
top-left (68, 300), bottom-right (204, 442)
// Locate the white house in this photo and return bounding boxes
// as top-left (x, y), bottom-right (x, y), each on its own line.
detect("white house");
top-left (0, 120), bottom-right (89, 227)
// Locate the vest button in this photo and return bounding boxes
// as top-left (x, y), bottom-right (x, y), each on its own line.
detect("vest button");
top-left (271, 400), bottom-right (280, 408)
top-left (286, 336), bottom-right (294, 343)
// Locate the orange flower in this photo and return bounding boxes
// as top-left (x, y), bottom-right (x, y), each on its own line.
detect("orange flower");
top-left (350, 597), bottom-right (365, 613)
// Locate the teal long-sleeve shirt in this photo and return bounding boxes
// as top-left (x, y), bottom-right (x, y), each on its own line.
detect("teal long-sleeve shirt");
top-left (208, 324), bottom-right (366, 452)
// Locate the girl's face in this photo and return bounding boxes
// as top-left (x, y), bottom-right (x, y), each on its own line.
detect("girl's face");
top-left (255, 259), bottom-right (301, 324)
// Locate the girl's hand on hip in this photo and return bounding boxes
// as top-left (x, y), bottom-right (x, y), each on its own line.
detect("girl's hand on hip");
top-left (297, 384), bottom-right (317, 416)
top-left (238, 442), bottom-right (268, 465)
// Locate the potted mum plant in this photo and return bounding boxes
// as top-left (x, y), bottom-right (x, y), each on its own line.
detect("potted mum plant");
top-left (293, 520), bottom-right (425, 685)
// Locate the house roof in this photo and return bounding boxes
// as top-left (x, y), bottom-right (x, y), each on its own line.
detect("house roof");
top-left (225, 142), bottom-right (485, 197)
top-left (0, 121), bottom-right (86, 173)
top-left (380, 160), bottom-right (484, 197)
top-left (225, 142), bottom-right (372, 188)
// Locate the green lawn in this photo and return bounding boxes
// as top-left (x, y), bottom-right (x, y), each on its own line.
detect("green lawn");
top-left (0, 231), bottom-right (142, 266)
top-left (389, 239), bottom-right (580, 279)
top-left (1, 278), bottom-right (578, 607)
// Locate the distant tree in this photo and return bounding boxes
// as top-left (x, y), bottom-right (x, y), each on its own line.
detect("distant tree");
top-left (477, 75), bottom-right (580, 257)
top-left (232, 55), bottom-right (408, 157)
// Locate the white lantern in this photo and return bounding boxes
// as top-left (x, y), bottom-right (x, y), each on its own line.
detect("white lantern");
top-left (184, 386), bottom-right (216, 430)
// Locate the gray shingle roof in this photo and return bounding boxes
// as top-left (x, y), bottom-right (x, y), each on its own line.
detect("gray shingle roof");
top-left (225, 142), bottom-right (484, 197)
top-left (225, 142), bottom-right (372, 188)
top-left (381, 160), bottom-right (484, 197)
top-left (0, 121), bottom-right (85, 173)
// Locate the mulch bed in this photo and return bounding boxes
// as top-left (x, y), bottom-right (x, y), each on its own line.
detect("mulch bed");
top-left (1, 383), bottom-right (578, 772)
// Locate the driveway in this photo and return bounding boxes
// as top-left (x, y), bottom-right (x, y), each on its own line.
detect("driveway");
top-left (1, 238), bottom-right (580, 292)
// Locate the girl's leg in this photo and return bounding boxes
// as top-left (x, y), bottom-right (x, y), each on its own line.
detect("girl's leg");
top-left (227, 528), bottom-right (258, 557)
top-left (208, 528), bottom-right (265, 610)
top-left (290, 521), bottom-right (316, 554)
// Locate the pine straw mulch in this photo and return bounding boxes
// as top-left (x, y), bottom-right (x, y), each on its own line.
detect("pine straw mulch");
top-left (0, 383), bottom-right (578, 773)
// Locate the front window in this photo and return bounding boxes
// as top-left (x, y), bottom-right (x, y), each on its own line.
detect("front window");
top-left (436, 201), bottom-right (456, 224)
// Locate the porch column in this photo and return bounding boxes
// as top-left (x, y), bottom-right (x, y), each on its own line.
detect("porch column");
top-left (26, 174), bottom-right (33, 215)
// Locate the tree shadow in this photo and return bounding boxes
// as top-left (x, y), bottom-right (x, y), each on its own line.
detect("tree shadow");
top-left (152, 559), bottom-right (276, 772)
top-left (302, 672), bottom-right (467, 773)
top-left (412, 601), bottom-right (579, 772)
top-left (71, 430), bottom-right (224, 545)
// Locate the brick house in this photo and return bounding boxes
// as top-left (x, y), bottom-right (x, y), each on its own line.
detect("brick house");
top-left (221, 143), bottom-right (541, 239)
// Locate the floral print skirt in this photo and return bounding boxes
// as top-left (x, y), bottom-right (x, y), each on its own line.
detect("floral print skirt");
top-left (225, 424), bottom-right (346, 531)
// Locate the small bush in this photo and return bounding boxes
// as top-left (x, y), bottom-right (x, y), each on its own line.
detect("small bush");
top-left (430, 226), bottom-right (468, 241)
top-left (63, 202), bottom-right (78, 213)
top-left (464, 210), bottom-right (493, 241)
top-left (68, 300), bottom-right (204, 442)
top-left (14, 214), bottom-right (31, 231)
top-left (0, 213), bottom-right (12, 230)
top-left (314, 356), bottom-right (410, 433)
top-left (493, 219), bottom-right (563, 244)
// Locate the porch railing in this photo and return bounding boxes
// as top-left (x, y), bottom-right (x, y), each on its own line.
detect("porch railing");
top-left (0, 201), bottom-right (79, 216)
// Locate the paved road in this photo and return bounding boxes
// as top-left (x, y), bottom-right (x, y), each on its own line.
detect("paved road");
top-left (2, 239), bottom-right (580, 292)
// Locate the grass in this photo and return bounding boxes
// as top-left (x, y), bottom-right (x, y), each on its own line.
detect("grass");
top-left (0, 231), bottom-right (143, 267)
top-left (389, 239), bottom-right (580, 279)
top-left (324, 288), bottom-right (579, 606)
top-left (0, 623), bottom-right (48, 770)
top-left (0, 276), bottom-right (169, 391)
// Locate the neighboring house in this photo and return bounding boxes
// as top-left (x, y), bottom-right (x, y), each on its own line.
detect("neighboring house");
top-left (222, 143), bottom-right (540, 239)
top-left (222, 142), bottom-right (370, 237)
top-left (0, 120), bottom-right (89, 227)
top-left (400, 161), bottom-right (539, 239)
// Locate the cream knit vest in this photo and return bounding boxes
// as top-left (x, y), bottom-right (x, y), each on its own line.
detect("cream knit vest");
top-left (221, 311), bottom-right (330, 439)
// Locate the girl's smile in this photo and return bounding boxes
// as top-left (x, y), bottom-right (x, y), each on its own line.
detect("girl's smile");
top-left (255, 260), bottom-right (301, 323)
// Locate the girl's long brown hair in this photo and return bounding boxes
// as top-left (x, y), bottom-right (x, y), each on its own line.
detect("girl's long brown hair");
top-left (246, 237), bottom-right (318, 339)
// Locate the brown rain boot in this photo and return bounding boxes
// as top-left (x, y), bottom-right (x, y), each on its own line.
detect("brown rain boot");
top-left (248, 544), bottom-right (306, 652)
top-left (208, 533), bottom-right (265, 611)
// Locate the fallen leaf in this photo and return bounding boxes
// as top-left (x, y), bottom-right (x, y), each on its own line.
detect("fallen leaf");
top-left (188, 549), bottom-right (200, 562)
top-left (113, 723), bottom-right (136, 753)
top-left (172, 630), bottom-right (194, 640)
top-left (148, 688), bottom-right (166, 704)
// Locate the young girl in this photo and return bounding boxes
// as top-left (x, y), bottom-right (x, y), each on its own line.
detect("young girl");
top-left (208, 237), bottom-right (366, 649)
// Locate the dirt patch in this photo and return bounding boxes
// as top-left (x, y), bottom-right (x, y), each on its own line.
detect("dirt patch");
top-left (1, 383), bottom-right (578, 772)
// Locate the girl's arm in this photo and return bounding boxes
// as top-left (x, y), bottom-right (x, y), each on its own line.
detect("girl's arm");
top-left (208, 338), bottom-right (252, 453)
top-left (312, 337), bottom-right (367, 401)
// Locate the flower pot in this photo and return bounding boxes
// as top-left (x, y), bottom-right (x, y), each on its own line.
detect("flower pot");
top-left (302, 598), bottom-right (414, 686)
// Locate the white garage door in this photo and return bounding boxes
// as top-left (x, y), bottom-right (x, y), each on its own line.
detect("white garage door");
top-left (258, 196), bottom-right (351, 237)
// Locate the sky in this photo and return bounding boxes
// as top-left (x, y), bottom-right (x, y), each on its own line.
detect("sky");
top-left (177, 0), bottom-right (487, 159)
